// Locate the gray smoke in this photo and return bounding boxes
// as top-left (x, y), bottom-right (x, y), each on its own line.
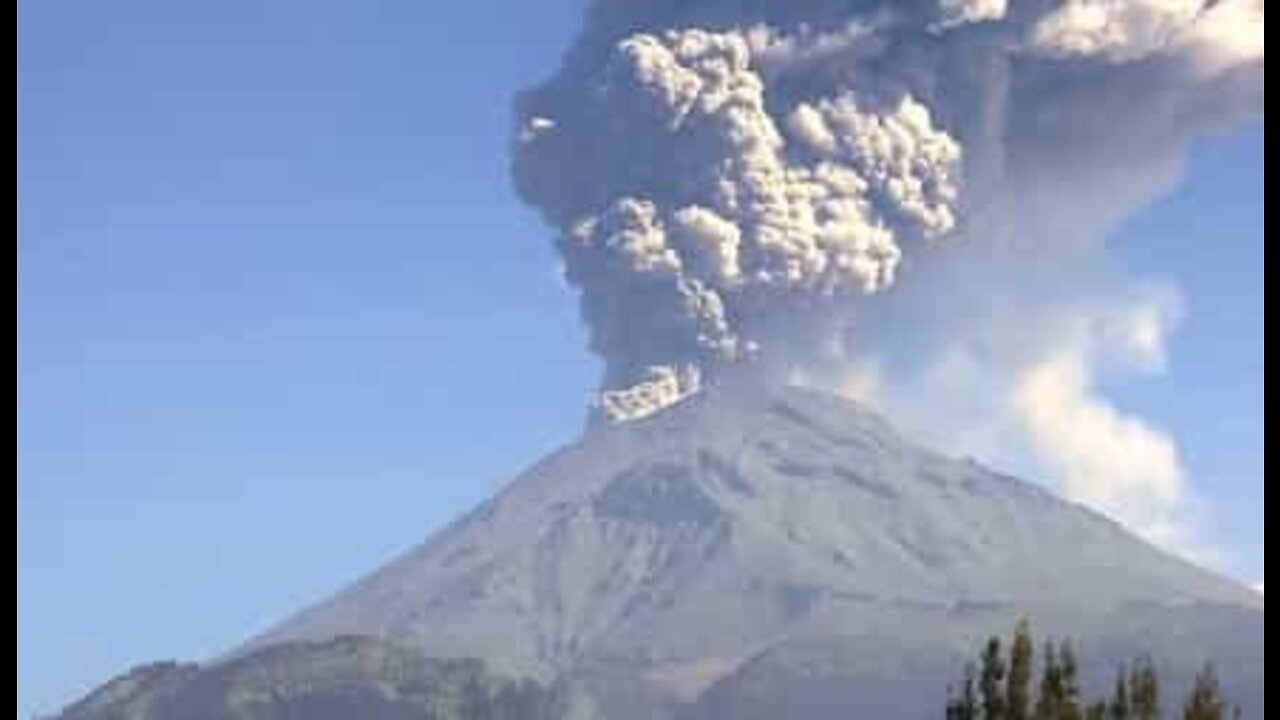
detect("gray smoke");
top-left (512, 0), bottom-right (1263, 424)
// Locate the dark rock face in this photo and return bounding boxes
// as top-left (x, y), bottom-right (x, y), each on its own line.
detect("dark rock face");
top-left (58, 387), bottom-right (1266, 718)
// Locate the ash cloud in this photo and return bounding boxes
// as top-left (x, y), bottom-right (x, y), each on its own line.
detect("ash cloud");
top-left (511, 0), bottom-right (1262, 553)
top-left (513, 0), bottom-right (1261, 422)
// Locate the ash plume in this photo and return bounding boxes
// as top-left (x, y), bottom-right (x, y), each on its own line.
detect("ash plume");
top-left (513, 0), bottom-right (1262, 424)
top-left (511, 0), bottom-right (1262, 556)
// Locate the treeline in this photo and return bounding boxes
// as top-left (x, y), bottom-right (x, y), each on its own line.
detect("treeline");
top-left (945, 622), bottom-right (1239, 720)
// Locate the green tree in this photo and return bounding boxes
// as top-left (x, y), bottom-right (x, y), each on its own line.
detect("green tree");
top-left (981, 637), bottom-right (1009, 720)
top-left (949, 664), bottom-right (982, 720)
top-left (1060, 642), bottom-right (1084, 720)
top-left (1008, 621), bottom-right (1036, 720)
top-left (1181, 663), bottom-right (1233, 720)
top-left (1109, 668), bottom-right (1131, 720)
top-left (946, 625), bottom-right (1242, 720)
top-left (1034, 642), bottom-right (1063, 720)
top-left (1129, 657), bottom-right (1160, 720)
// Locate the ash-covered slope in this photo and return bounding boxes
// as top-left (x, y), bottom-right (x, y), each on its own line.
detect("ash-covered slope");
top-left (247, 386), bottom-right (1262, 717)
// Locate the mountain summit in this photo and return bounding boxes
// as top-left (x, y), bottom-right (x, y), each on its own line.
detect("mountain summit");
top-left (238, 385), bottom-right (1262, 718)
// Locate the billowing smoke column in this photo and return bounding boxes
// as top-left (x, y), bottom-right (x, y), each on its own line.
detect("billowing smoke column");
top-left (512, 0), bottom-right (1263, 424)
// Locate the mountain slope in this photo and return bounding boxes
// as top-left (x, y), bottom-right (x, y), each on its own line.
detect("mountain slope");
top-left (243, 385), bottom-right (1262, 717)
top-left (57, 637), bottom-right (563, 720)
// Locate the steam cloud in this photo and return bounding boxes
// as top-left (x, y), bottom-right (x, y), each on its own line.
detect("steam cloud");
top-left (512, 0), bottom-right (1262, 553)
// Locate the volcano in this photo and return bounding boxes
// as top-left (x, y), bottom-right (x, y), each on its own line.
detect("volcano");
top-left (61, 386), bottom-right (1265, 718)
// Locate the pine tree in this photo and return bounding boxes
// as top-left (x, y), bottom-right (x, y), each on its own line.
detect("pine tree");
top-left (949, 688), bottom-right (965, 720)
top-left (1182, 663), bottom-right (1229, 720)
top-left (948, 664), bottom-right (981, 720)
top-left (1060, 642), bottom-right (1084, 720)
top-left (1008, 621), bottom-right (1035, 720)
top-left (981, 636), bottom-right (1009, 720)
top-left (1035, 641), bottom-right (1063, 720)
top-left (946, 626), bottom-right (1242, 720)
top-left (1109, 667), bottom-right (1131, 720)
top-left (1129, 657), bottom-right (1160, 720)
top-left (948, 667), bottom-right (977, 720)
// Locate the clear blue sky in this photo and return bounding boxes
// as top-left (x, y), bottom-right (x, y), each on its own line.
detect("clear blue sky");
top-left (16, 1), bottom-right (1264, 718)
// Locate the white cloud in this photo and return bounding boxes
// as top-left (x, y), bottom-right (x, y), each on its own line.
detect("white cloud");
top-left (1027, 0), bottom-right (1265, 71)
top-left (824, 274), bottom-right (1216, 560)
top-left (1015, 354), bottom-right (1183, 526)
top-left (1030, 0), bottom-right (1204, 61)
top-left (938, 0), bottom-right (1009, 29)
top-left (1178, 0), bottom-right (1266, 75)
top-left (1101, 285), bottom-right (1184, 372)
top-left (1001, 285), bottom-right (1209, 555)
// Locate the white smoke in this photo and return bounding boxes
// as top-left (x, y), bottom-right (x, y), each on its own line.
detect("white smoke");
top-left (513, 0), bottom-right (1262, 555)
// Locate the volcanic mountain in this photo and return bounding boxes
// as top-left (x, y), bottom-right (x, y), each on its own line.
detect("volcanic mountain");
top-left (61, 385), bottom-right (1265, 718)
top-left (246, 385), bottom-right (1263, 717)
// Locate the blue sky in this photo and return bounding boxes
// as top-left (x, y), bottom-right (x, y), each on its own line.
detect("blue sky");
top-left (16, 1), bottom-right (1264, 718)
